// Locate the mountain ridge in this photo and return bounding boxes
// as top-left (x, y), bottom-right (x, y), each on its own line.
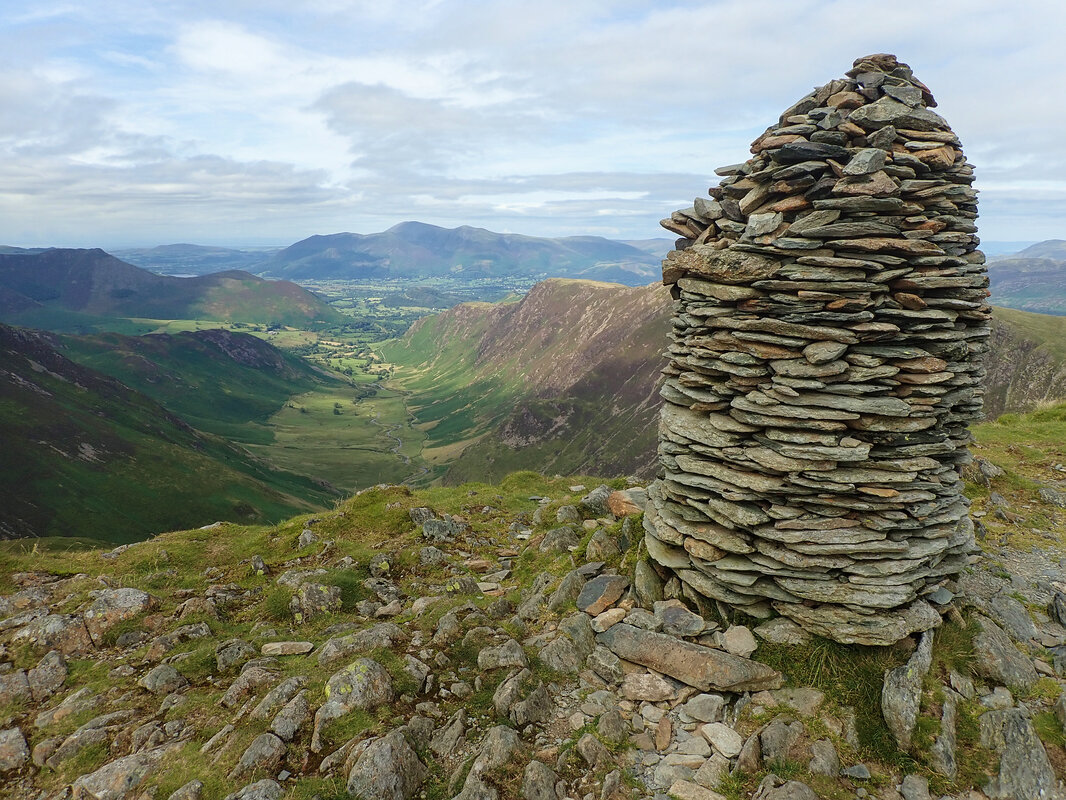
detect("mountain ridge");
top-left (0, 248), bottom-right (344, 328)
top-left (258, 222), bottom-right (662, 285)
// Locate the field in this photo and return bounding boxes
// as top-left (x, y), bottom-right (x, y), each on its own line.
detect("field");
top-left (244, 384), bottom-right (428, 490)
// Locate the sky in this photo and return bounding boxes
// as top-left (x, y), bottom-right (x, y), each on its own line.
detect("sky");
top-left (1, 0), bottom-right (1064, 248)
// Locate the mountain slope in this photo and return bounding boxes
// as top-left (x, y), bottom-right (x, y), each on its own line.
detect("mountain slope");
top-left (984, 307), bottom-right (1066, 417)
top-left (0, 248), bottom-right (344, 329)
top-left (57, 328), bottom-right (345, 442)
top-left (381, 279), bottom-right (670, 483)
top-left (988, 249), bottom-right (1066, 316)
top-left (384, 281), bottom-right (1066, 484)
top-left (0, 324), bottom-right (338, 543)
top-left (112, 243), bottom-right (279, 276)
top-left (258, 221), bottom-right (661, 285)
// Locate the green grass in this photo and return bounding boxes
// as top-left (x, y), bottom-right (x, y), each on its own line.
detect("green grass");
top-left (756, 636), bottom-right (912, 766)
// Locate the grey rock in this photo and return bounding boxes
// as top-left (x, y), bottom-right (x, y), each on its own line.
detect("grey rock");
top-left (989, 593), bottom-right (1038, 643)
top-left (224, 780), bottom-right (283, 800)
top-left (12, 612), bottom-right (93, 655)
top-left (346, 730), bottom-right (427, 800)
top-left (575, 732), bottom-right (611, 770)
top-left (585, 529), bottom-right (621, 562)
top-left (0, 670), bottom-right (31, 706)
top-left (882, 630), bottom-right (932, 750)
top-left (139, 664), bottom-right (188, 695)
top-left (843, 148), bottom-right (888, 176)
top-left (167, 779), bottom-right (204, 800)
top-left (981, 708), bottom-right (1058, 800)
top-left (556, 505), bottom-right (581, 524)
top-left (547, 570), bottom-right (586, 613)
top-left (808, 739), bottom-right (839, 776)
top-left (841, 763), bottom-right (871, 780)
top-left (220, 666), bottom-right (277, 708)
top-left (270, 690), bottom-right (309, 742)
top-left (228, 732), bottom-right (286, 780)
top-left (216, 638), bottom-right (257, 672)
top-left (34, 686), bottom-right (101, 729)
top-left (580, 485), bottom-right (613, 517)
top-left (753, 618), bottom-right (809, 645)
top-left (0, 727), bottom-right (29, 772)
top-left (422, 516), bottom-right (461, 542)
top-left (27, 650), bottom-right (67, 702)
top-left (522, 760), bottom-right (559, 800)
top-left (145, 622), bottom-right (211, 662)
top-left (478, 639), bottom-right (528, 670)
top-left (409, 507), bottom-right (435, 525)
top-left (654, 600), bottom-right (705, 637)
top-left (757, 779), bottom-right (819, 800)
top-left (634, 559), bottom-right (665, 607)
top-left (586, 646), bottom-right (624, 685)
top-left (512, 683), bottom-right (553, 728)
top-left (290, 582), bottom-right (341, 621)
top-left (1039, 487), bottom-right (1066, 509)
top-left (577, 575), bottom-right (629, 615)
top-left (420, 546), bottom-right (447, 566)
top-left (312, 659), bottom-right (393, 752)
top-left (597, 709), bottom-right (628, 744)
top-left (318, 622), bottom-right (405, 667)
top-left (973, 615), bottom-right (1037, 691)
top-left (683, 693), bottom-right (727, 723)
top-left (760, 719), bottom-right (803, 764)
top-left (848, 96), bottom-right (948, 132)
top-left (540, 526), bottom-right (580, 553)
top-left (597, 623), bottom-right (781, 692)
top-left (431, 710), bottom-right (466, 757)
top-left (71, 747), bottom-right (171, 799)
top-left (929, 691), bottom-right (957, 778)
top-left (900, 774), bottom-right (930, 800)
top-left (249, 676), bottom-right (305, 720)
top-left (82, 588), bottom-right (154, 646)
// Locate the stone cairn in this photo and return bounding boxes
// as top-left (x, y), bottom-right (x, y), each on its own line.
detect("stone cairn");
top-left (644, 54), bottom-right (990, 646)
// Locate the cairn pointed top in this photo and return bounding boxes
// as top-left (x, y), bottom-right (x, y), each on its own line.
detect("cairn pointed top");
top-left (847, 53), bottom-right (936, 107)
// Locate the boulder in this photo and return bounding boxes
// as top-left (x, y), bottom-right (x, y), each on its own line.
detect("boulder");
top-left (973, 616), bottom-right (1037, 691)
top-left (478, 639), bottom-right (528, 670)
top-left (216, 639), bottom-right (257, 672)
top-left (139, 664), bottom-right (188, 695)
top-left (27, 650), bottom-right (67, 701)
top-left (312, 659), bottom-right (393, 752)
top-left (70, 746), bottom-right (170, 800)
top-left (980, 708), bottom-right (1058, 800)
top-left (346, 730), bottom-right (427, 800)
top-left (0, 727), bottom-right (29, 773)
top-left (521, 761), bottom-right (560, 800)
top-left (270, 691), bottom-right (310, 742)
top-left (82, 588), bottom-right (154, 645)
top-left (228, 733), bottom-right (286, 781)
top-left (597, 623), bottom-right (781, 692)
top-left (318, 622), bottom-right (405, 667)
top-left (882, 630), bottom-right (933, 750)
top-left (13, 613), bottom-right (93, 655)
top-left (576, 575), bottom-right (629, 616)
top-left (222, 779), bottom-right (283, 800)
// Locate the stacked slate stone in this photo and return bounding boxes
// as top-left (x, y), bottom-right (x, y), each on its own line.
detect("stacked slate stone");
top-left (645, 54), bottom-right (989, 646)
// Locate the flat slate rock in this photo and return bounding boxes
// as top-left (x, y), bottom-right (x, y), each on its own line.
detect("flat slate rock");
top-left (596, 623), bottom-right (781, 692)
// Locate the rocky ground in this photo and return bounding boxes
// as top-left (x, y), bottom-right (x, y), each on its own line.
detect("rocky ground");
top-left (2, 466), bottom-right (1066, 800)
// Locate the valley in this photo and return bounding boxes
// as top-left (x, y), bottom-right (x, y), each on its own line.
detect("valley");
top-left (4, 235), bottom-right (1066, 545)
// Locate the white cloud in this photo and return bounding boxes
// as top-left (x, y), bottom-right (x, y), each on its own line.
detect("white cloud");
top-left (2, 0), bottom-right (1066, 245)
